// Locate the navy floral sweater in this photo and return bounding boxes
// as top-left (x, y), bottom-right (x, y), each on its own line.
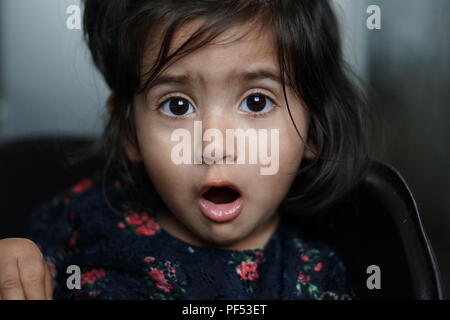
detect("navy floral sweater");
top-left (28, 170), bottom-right (352, 300)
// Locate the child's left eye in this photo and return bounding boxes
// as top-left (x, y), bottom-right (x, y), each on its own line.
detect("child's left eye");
top-left (239, 93), bottom-right (275, 115)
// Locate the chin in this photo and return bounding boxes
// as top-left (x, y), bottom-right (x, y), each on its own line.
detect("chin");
top-left (201, 225), bottom-right (251, 249)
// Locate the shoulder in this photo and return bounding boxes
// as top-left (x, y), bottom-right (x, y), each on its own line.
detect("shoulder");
top-left (54, 171), bottom-right (123, 214)
top-left (295, 239), bottom-right (352, 299)
top-left (26, 171), bottom-right (127, 280)
top-left (29, 171), bottom-right (122, 227)
top-left (281, 223), bottom-right (352, 300)
top-left (28, 170), bottom-right (124, 250)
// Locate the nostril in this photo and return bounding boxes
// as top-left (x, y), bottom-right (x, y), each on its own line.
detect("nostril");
top-left (202, 187), bottom-right (240, 204)
top-left (202, 152), bottom-right (233, 165)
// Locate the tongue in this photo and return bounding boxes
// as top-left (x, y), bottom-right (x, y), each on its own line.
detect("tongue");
top-left (202, 187), bottom-right (240, 204)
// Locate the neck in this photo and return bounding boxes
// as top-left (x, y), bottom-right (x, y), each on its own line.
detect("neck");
top-left (156, 209), bottom-right (280, 251)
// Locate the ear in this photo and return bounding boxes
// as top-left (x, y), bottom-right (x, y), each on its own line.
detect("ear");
top-left (123, 137), bottom-right (144, 163)
top-left (106, 94), bottom-right (114, 113)
top-left (303, 141), bottom-right (318, 161)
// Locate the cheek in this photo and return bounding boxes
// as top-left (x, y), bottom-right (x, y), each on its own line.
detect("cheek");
top-left (248, 173), bottom-right (296, 207)
top-left (137, 127), bottom-right (172, 171)
top-left (134, 123), bottom-right (191, 199)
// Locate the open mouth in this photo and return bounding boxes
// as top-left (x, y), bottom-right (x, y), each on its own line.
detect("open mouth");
top-left (201, 187), bottom-right (241, 204)
top-left (198, 185), bottom-right (243, 222)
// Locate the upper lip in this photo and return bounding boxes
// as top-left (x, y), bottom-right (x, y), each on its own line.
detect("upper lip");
top-left (199, 181), bottom-right (241, 197)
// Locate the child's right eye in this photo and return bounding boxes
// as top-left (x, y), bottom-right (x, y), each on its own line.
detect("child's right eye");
top-left (159, 97), bottom-right (195, 118)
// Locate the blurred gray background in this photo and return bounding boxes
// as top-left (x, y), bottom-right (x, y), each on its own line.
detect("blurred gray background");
top-left (0, 0), bottom-right (108, 140)
top-left (0, 0), bottom-right (449, 296)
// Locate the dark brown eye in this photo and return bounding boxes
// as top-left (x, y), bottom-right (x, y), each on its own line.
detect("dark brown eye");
top-left (160, 97), bottom-right (194, 117)
top-left (239, 93), bottom-right (274, 114)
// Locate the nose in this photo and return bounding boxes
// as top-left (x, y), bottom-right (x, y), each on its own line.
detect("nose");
top-left (202, 149), bottom-right (233, 165)
top-left (197, 106), bottom-right (237, 165)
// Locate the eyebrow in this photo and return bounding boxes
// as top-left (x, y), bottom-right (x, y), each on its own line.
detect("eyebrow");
top-left (147, 69), bottom-right (283, 89)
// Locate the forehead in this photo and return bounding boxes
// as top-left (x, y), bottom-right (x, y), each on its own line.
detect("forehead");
top-left (143, 19), bottom-right (279, 79)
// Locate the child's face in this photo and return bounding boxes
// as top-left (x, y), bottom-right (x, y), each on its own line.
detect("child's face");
top-left (128, 20), bottom-right (311, 250)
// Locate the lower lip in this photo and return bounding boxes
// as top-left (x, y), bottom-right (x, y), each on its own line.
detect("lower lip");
top-left (198, 196), bottom-right (243, 222)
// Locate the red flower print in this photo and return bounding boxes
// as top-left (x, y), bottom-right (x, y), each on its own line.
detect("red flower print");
top-left (136, 225), bottom-right (158, 236)
top-left (118, 222), bottom-right (126, 229)
top-left (81, 268), bottom-right (106, 286)
top-left (314, 262), bottom-right (323, 272)
top-left (135, 218), bottom-right (160, 236)
top-left (144, 256), bottom-right (156, 263)
top-left (125, 210), bottom-right (143, 226)
top-left (156, 282), bottom-right (174, 293)
top-left (63, 197), bottom-right (70, 205)
top-left (71, 178), bottom-right (94, 195)
top-left (123, 210), bottom-right (160, 236)
top-left (149, 268), bottom-right (173, 292)
top-left (236, 261), bottom-right (259, 281)
top-left (114, 181), bottom-right (122, 190)
top-left (301, 254), bottom-right (310, 262)
top-left (297, 273), bottom-right (312, 283)
top-left (164, 261), bottom-right (176, 278)
top-left (149, 268), bottom-right (165, 283)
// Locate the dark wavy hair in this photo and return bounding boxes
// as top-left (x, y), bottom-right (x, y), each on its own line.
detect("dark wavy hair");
top-left (76, 0), bottom-right (373, 215)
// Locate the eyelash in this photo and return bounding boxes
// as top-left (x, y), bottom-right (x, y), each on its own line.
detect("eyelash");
top-left (244, 90), bottom-right (279, 118)
top-left (155, 90), bottom-right (279, 119)
top-left (154, 93), bottom-right (194, 121)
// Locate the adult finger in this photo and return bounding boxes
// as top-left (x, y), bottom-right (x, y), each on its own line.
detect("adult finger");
top-left (17, 251), bottom-right (47, 300)
top-left (44, 259), bottom-right (54, 300)
top-left (0, 257), bottom-right (25, 300)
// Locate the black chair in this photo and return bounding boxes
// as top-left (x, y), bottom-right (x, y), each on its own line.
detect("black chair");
top-left (0, 137), bottom-right (444, 299)
top-left (0, 136), bottom-right (104, 239)
top-left (298, 162), bottom-right (445, 299)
